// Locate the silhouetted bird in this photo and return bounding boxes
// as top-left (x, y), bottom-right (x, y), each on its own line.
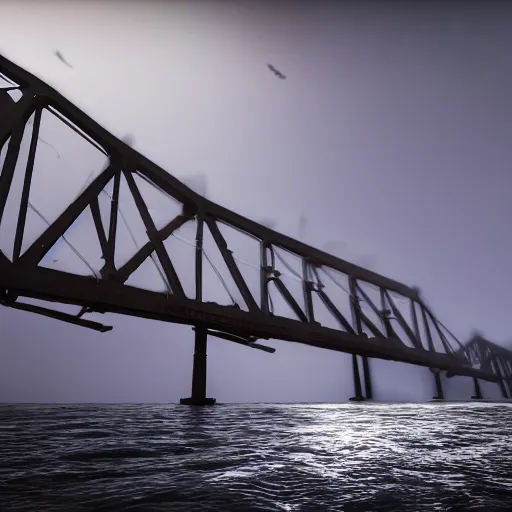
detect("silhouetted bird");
top-left (267, 63), bottom-right (286, 80)
top-left (54, 50), bottom-right (73, 69)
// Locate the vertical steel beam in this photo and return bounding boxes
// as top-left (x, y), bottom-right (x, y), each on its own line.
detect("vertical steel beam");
top-left (105, 171), bottom-right (121, 271)
top-left (260, 241), bottom-right (269, 314)
top-left (302, 260), bottom-right (315, 323)
top-left (410, 299), bottom-right (424, 349)
top-left (195, 216), bottom-right (204, 302)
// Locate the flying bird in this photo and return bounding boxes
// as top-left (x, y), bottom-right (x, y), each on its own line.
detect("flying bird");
top-left (54, 50), bottom-right (73, 69)
top-left (267, 63), bottom-right (286, 80)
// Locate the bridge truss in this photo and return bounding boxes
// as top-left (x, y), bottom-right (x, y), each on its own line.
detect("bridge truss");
top-left (0, 53), bottom-right (510, 403)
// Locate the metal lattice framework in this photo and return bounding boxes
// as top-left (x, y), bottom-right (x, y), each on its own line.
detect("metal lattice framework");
top-left (448, 334), bottom-right (512, 398)
top-left (1, 53), bottom-right (509, 402)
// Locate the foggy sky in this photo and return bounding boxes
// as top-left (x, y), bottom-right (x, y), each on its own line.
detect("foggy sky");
top-left (0, 0), bottom-right (511, 403)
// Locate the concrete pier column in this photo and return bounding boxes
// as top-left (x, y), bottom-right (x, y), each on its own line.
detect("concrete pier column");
top-left (180, 326), bottom-right (216, 406)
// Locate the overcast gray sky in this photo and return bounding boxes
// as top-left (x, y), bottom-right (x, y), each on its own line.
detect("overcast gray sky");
top-left (0, 0), bottom-right (511, 403)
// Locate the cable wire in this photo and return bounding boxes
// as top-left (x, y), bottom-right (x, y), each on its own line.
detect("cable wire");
top-left (100, 189), bottom-right (171, 293)
top-left (28, 202), bottom-right (100, 279)
top-left (273, 248), bottom-right (302, 281)
top-left (172, 227), bottom-right (237, 305)
top-left (319, 267), bottom-right (350, 295)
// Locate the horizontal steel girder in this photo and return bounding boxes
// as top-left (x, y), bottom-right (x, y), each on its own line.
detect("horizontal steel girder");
top-left (0, 262), bottom-right (498, 382)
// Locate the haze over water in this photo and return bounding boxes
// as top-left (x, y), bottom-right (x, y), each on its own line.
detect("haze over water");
top-left (1, 402), bottom-right (511, 511)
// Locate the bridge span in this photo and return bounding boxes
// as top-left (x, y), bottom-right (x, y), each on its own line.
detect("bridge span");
top-left (1, 53), bottom-right (510, 404)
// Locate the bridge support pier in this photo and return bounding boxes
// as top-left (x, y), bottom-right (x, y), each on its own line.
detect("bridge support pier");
top-left (432, 371), bottom-right (444, 400)
top-left (498, 379), bottom-right (509, 399)
top-left (362, 356), bottom-right (373, 400)
top-left (471, 378), bottom-right (483, 399)
top-left (180, 326), bottom-right (216, 406)
top-left (349, 355), bottom-right (372, 402)
top-left (349, 355), bottom-right (364, 401)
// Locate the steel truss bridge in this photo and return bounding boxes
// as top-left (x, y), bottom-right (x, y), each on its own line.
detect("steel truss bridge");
top-left (1, 54), bottom-right (511, 404)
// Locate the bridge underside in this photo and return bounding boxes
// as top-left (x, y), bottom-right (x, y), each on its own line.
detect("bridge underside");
top-left (0, 53), bottom-right (509, 403)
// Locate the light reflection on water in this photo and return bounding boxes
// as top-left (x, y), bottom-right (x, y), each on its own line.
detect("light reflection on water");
top-left (0, 402), bottom-right (511, 511)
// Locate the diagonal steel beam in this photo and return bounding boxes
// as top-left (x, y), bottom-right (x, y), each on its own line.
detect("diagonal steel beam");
top-left (12, 108), bottom-right (42, 261)
top-left (271, 277), bottom-right (308, 322)
top-left (317, 289), bottom-right (355, 333)
top-left (2, 300), bottom-right (112, 332)
top-left (18, 163), bottom-right (117, 266)
top-left (115, 214), bottom-right (191, 283)
top-left (384, 290), bottom-right (421, 349)
top-left (0, 89), bottom-right (35, 148)
top-left (0, 120), bottom-right (27, 226)
top-left (205, 216), bottom-right (259, 313)
top-left (123, 169), bottom-right (185, 298)
top-left (89, 198), bottom-right (108, 261)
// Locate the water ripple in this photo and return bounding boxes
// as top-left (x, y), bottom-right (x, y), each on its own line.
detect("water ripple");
top-left (0, 403), bottom-right (511, 511)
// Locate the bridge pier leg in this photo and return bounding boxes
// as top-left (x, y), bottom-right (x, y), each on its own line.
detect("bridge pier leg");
top-left (362, 356), bottom-right (373, 400)
top-left (349, 354), bottom-right (365, 402)
top-left (498, 379), bottom-right (509, 399)
top-left (471, 378), bottom-right (483, 399)
top-left (432, 371), bottom-right (444, 400)
top-left (180, 326), bottom-right (216, 406)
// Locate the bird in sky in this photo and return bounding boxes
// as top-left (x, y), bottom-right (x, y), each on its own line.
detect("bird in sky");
top-left (54, 50), bottom-right (73, 69)
top-left (267, 63), bottom-right (286, 80)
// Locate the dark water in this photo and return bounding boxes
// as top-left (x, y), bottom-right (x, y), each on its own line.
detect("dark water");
top-left (0, 403), bottom-right (511, 511)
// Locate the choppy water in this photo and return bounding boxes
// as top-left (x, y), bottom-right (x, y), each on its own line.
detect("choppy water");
top-left (0, 403), bottom-right (511, 511)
